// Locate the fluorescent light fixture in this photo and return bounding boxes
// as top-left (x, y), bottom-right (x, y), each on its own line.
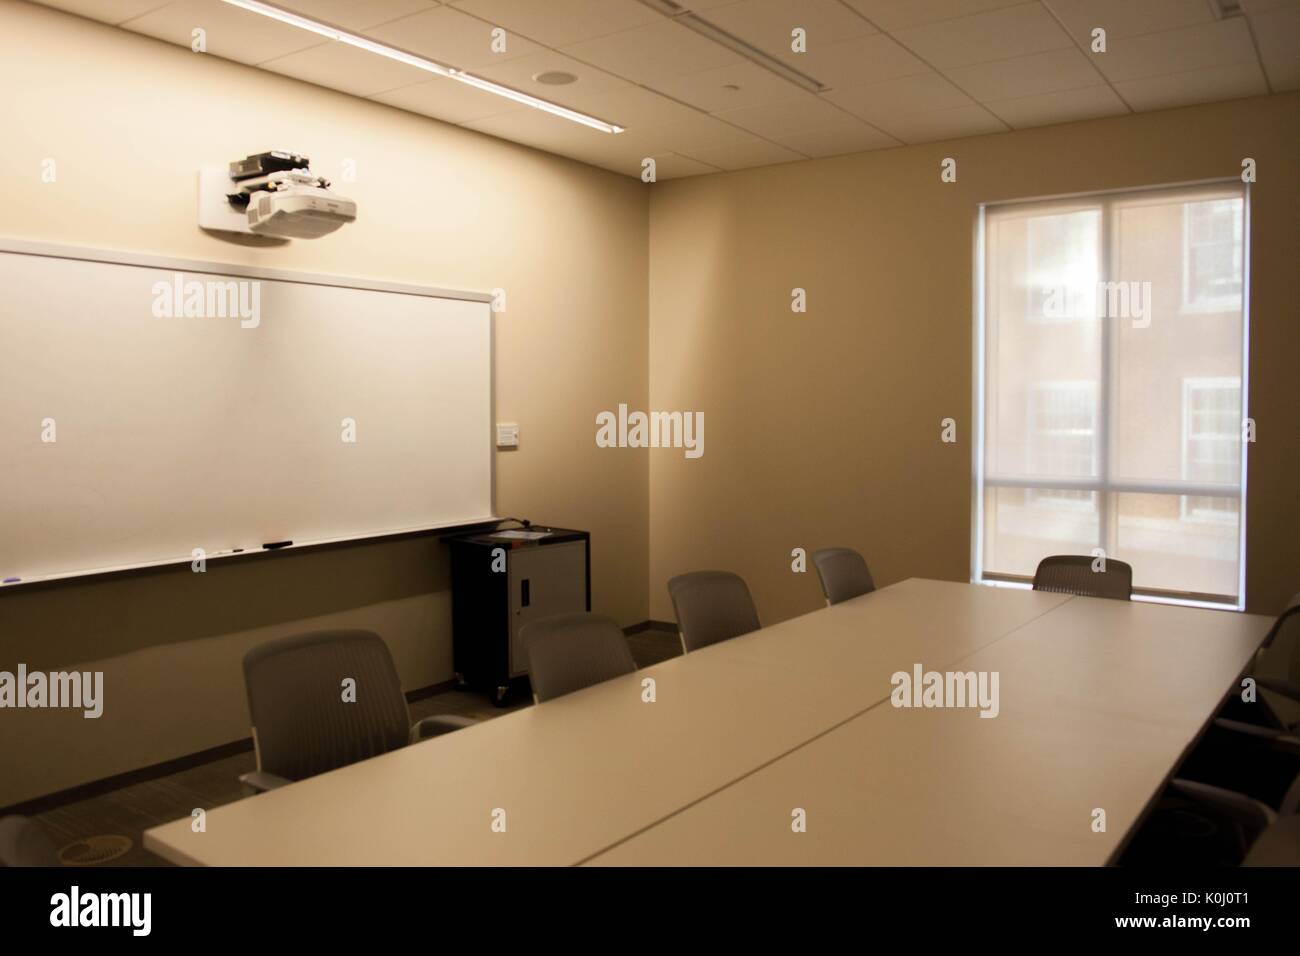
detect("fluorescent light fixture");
top-left (447, 70), bottom-right (623, 132)
top-left (636, 0), bottom-right (826, 93)
top-left (220, 0), bottom-right (623, 132)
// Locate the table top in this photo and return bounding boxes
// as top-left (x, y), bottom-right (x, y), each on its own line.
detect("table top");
top-left (587, 594), bottom-right (1272, 866)
top-left (143, 580), bottom-right (1269, 866)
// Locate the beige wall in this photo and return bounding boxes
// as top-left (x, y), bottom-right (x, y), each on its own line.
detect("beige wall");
top-left (647, 92), bottom-right (1299, 625)
top-left (0, 0), bottom-right (648, 806)
top-left (4, 0), bottom-right (1298, 809)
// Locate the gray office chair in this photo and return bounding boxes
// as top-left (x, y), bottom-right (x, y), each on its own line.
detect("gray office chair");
top-left (812, 547), bottom-right (876, 606)
top-left (1032, 554), bottom-right (1133, 600)
top-left (1213, 591), bottom-right (1300, 742)
top-left (522, 612), bottom-right (637, 703)
top-left (1250, 590), bottom-right (1300, 728)
top-left (1244, 775), bottom-right (1300, 865)
top-left (240, 629), bottom-right (474, 794)
top-left (668, 570), bottom-right (761, 653)
top-left (0, 816), bottom-right (60, 867)
top-left (1165, 771), bottom-right (1300, 866)
top-left (1154, 595), bottom-right (1300, 864)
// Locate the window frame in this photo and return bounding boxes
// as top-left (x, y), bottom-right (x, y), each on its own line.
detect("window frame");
top-left (971, 179), bottom-right (1251, 610)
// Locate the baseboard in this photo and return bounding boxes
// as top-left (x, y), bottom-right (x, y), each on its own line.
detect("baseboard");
top-left (624, 619), bottom-right (677, 635)
top-left (404, 678), bottom-right (458, 704)
top-left (0, 678), bottom-right (459, 817)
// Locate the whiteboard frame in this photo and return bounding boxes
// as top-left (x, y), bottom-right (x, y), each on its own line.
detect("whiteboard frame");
top-left (0, 237), bottom-right (499, 588)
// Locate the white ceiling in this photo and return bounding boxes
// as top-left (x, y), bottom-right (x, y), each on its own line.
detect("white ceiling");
top-left (35, 0), bottom-right (1300, 178)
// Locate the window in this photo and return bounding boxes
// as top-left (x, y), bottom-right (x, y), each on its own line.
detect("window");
top-left (976, 182), bottom-right (1248, 606)
top-left (1183, 200), bottom-right (1243, 313)
top-left (1027, 382), bottom-right (1096, 511)
top-left (1181, 378), bottom-right (1241, 524)
top-left (1025, 211), bottom-right (1099, 321)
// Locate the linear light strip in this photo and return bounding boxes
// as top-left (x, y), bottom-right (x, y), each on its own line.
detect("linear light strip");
top-left (675, 13), bottom-right (825, 93)
top-left (635, 0), bottom-right (825, 93)
top-left (445, 71), bottom-right (622, 132)
top-left (220, 0), bottom-right (624, 133)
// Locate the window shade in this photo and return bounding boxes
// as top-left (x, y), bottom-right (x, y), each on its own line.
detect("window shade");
top-left (976, 182), bottom-right (1248, 606)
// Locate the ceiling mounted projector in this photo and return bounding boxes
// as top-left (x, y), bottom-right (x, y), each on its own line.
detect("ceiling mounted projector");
top-left (198, 150), bottom-right (356, 240)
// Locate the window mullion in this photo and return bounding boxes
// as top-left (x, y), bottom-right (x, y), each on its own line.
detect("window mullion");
top-left (1098, 199), bottom-right (1114, 558)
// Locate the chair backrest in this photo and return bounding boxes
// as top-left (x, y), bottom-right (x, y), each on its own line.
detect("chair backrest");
top-left (811, 547), bottom-right (876, 605)
top-left (242, 629), bottom-right (411, 782)
top-left (668, 570), bottom-right (761, 652)
top-left (522, 612), bottom-right (637, 703)
top-left (1032, 555), bottom-right (1133, 600)
top-left (1255, 591), bottom-right (1300, 684)
top-left (1261, 591), bottom-right (1300, 650)
top-left (0, 816), bottom-right (60, 867)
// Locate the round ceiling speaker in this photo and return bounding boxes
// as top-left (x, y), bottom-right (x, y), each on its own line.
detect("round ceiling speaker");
top-left (533, 70), bottom-right (578, 85)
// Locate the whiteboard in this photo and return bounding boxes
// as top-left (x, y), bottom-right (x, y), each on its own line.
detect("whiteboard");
top-left (0, 240), bottom-right (496, 585)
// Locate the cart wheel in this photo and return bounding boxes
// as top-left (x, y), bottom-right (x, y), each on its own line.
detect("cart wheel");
top-left (493, 685), bottom-right (510, 707)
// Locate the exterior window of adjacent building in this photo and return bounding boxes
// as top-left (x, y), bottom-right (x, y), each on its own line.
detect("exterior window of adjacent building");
top-left (1183, 200), bottom-right (1243, 313)
top-left (975, 182), bottom-right (1248, 607)
top-left (1027, 382), bottom-right (1096, 512)
top-left (1025, 211), bottom-right (1099, 322)
top-left (1181, 377), bottom-right (1241, 524)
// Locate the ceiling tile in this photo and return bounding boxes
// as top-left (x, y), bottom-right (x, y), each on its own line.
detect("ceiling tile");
top-left (259, 39), bottom-right (434, 96)
top-left (946, 47), bottom-right (1103, 101)
top-left (270, 0), bottom-right (438, 31)
top-left (1088, 17), bottom-right (1261, 83)
top-left (843, 0), bottom-right (1025, 32)
top-left (449, 0), bottom-right (661, 47)
top-left (574, 85), bottom-right (704, 131)
top-left (1113, 61), bottom-right (1270, 110)
top-left (768, 121), bottom-right (900, 157)
top-left (1043, 0), bottom-right (1215, 45)
top-left (649, 60), bottom-right (808, 113)
top-left (713, 90), bottom-right (860, 138)
top-left (35, 0), bottom-right (171, 23)
top-left (703, 0), bottom-right (877, 56)
top-left (120, 0), bottom-right (329, 65)
top-left (870, 103), bottom-right (1006, 143)
top-left (615, 112), bottom-right (768, 155)
top-left (679, 138), bottom-right (806, 171)
top-left (778, 32), bottom-right (931, 90)
top-left (371, 75), bottom-right (526, 123)
top-left (367, 5), bottom-right (543, 69)
top-left (559, 18), bottom-right (740, 84)
top-left (1248, 4), bottom-right (1300, 90)
top-left (470, 49), bottom-right (637, 114)
top-left (890, 3), bottom-right (1075, 70)
top-left (984, 83), bottom-right (1128, 128)
top-left (592, 151), bottom-right (722, 180)
top-left (460, 105), bottom-right (624, 156)
top-left (823, 71), bottom-right (972, 122)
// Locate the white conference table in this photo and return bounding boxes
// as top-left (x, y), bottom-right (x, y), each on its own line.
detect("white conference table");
top-left (144, 579), bottom-right (1271, 866)
top-left (590, 597), bottom-right (1272, 865)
